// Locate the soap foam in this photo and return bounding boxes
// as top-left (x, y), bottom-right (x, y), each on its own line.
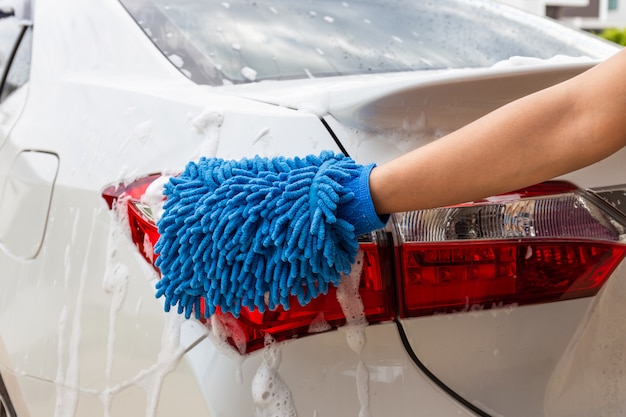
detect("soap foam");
top-left (251, 335), bottom-right (297, 417)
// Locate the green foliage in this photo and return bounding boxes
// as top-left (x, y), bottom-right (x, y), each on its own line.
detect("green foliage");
top-left (599, 27), bottom-right (626, 46)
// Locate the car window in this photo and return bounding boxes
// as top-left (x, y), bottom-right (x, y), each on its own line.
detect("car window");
top-left (0, 25), bottom-right (32, 102)
top-left (0, 15), bottom-right (22, 81)
top-left (119, 0), bottom-right (617, 86)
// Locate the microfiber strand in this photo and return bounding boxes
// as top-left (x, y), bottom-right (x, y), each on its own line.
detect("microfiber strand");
top-left (154, 151), bottom-right (386, 318)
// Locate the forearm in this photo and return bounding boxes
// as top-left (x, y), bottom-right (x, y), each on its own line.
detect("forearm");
top-left (370, 49), bottom-right (626, 214)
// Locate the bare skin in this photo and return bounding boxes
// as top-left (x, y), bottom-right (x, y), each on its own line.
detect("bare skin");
top-left (369, 48), bottom-right (626, 214)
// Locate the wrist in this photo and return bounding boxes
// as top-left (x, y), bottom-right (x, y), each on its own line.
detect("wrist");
top-left (338, 163), bottom-right (389, 236)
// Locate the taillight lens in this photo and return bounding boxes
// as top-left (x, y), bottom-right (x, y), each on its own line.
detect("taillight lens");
top-left (590, 184), bottom-right (626, 218)
top-left (103, 177), bottom-right (626, 353)
top-left (394, 182), bottom-right (626, 317)
top-left (210, 240), bottom-right (394, 353)
top-left (102, 174), bottom-right (164, 265)
top-left (102, 175), bottom-right (395, 354)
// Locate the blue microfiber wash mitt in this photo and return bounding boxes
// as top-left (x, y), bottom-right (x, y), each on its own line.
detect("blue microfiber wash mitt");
top-left (154, 151), bottom-right (387, 318)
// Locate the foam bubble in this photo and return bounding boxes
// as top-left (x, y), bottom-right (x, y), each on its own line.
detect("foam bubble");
top-left (251, 335), bottom-right (297, 417)
top-left (337, 250), bottom-right (367, 354)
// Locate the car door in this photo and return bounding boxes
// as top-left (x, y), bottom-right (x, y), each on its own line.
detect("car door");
top-left (0, 14), bottom-right (56, 262)
top-left (0, 11), bottom-right (36, 417)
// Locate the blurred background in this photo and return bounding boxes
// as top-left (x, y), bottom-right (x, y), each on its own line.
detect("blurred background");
top-left (498, 0), bottom-right (626, 44)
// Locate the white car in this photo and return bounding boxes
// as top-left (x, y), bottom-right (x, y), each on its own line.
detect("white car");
top-left (0, 0), bottom-right (625, 416)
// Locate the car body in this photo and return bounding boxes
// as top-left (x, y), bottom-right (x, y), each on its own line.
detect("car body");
top-left (0, 0), bottom-right (625, 416)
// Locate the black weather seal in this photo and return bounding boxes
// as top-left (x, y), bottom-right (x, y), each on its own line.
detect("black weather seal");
top-left (0, 9), bottom-right (14, 19)
top-left (394, 318), bottom-right (491, 417)
top-left (320, 118), bottom-right (349, 157)
top-left (0, 372), bottom-right (17, 417)
top-left (0, 24), bottom-right (27, 100)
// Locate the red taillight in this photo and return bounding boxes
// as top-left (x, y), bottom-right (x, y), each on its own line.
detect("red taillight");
top-left (102, 174), bottom-right (163, 265)
top-left (102, 176), bottom-right (395, 354)
top-left (394, 181), bottom-right (626, 317)
top-left (103, 177), bottom-right (626, 354)
top-left (209, 242), bottom-right (394, 353)
top-left (399, 240), bottom-right (626, 317)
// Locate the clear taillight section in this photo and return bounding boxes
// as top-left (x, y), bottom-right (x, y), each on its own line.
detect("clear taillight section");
top-left (590, 184), bottom-right (626, 218)
top-left (103, 177), bottom-right (626, 354)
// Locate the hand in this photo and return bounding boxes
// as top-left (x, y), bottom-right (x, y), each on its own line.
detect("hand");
top-left (154, 152), bottom-right (388, 318)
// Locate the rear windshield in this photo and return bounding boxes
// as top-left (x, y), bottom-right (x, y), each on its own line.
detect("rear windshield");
top-left (119, 0), bottom-right (616, 85)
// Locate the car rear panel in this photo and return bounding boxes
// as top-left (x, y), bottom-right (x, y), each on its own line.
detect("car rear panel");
top-left (181, 320), bottom-right (483, 417)
top-left (92, 60), bottom-right (626, 417)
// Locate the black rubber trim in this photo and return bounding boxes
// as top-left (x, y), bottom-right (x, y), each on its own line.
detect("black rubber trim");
top-left (0, 372), bottom-right (16, 417)
top-left (395, 318), bottom-right (491, 417)
top-left (320, 117), bottom-right (349, 157)
top-left (0, 24), bottom-right (27, 100)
